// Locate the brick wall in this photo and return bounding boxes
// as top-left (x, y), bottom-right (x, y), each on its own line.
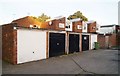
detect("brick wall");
top-left (98, 35), bottom-right (106, 48)
top-left (12, 16), bottom-right (42, 28)
top-left (117, 32), bottom-right (120, 47)
top-left (109, 34), bottom-right (117, 47)
top-left (55, 17), bottom-right (66, 31)
top-left (87, 22), bottom-right (96, 33)
top-left (72, 21), bottom-right (82, 33)
top-left (98, 34), bottom-right (118, 49)
top-left (42, 17), bottom-right (66, 31)
top-left (12, 16), bottom-right (66, 31)
top-left (2, 24), bottom-right (17, 64)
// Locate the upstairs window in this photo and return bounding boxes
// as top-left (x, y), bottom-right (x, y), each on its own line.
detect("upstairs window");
top-left (66, 25), bottom-right (70, 28)
top-left (77, 25), bottom-right (82, 29)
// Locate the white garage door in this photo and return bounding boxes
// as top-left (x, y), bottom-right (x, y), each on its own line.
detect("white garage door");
top-left (91, 34), bottom-right (97, 49)
top-left (17, 29), bottom-right (46, 64)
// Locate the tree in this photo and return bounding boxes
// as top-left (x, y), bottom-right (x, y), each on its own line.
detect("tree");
top-left (33, 13), bottom-right (51, 22)
top-left (67, 11), bottom-right (88, 21)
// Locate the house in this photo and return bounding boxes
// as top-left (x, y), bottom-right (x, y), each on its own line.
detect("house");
top-left (44, 16), bottom-right (66, 31)
top-left (98, 24), bottom-right (120, 49)
top-left (65, 18), bottom-right (83, 33)
top-left (86, 20), bottom-right (98, 33)
top-left (12, 16), bottom-right (66, 31)
top-left (1, 16), bottom-right (99, 64)
top-left (12, 16), bottom-right (42, 28)
top-left (1, 22), bottom-right (67, 64)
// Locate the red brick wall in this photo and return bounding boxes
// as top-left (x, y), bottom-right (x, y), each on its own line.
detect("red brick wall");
top-left (97, 35), bottom-right (106, 48)
top-left (55, 17), bottom-right (66, 31)
top-left (72, 21), bottom-right (82, 33)
top-left (98, 34), bottom-right (118, 48)
top-left (2, 24), bottom-right (17, 64)
top-left (12, 16), bottom-right (66, 31)
top-left (117, 32), bottom-right (120, 46)
top-left (109, 34), bottom-right (117, 47)
top-left (87, 22), bottom-right (96, 33)
top-left (12, 16), bottom-right (42, 28)
top-left (43, 17), bottom-right (66, 31)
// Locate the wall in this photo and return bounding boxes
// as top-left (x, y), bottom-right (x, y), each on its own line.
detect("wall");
top-left (55, 17), bottom-right (66, 31)
top-left (100, 26), bottom-right (115, 34)
top-left (72, 21), bottom-right (82, 33)
top-left (91, 34), bottom-right (97, 49)
top-left (12, 16), bottom-right (42, 28)
top-left (65, 22), bottom-right (73, 31)
top-left (87, 22), bottom-right (96, 33)
top-left (82, 22), bottom-right (87, 33)
top-left (109, 33), bottom-right (117, 47)
top-left (2, 24), bottom-right (17, 64)
top-left (13, 16), bottom-right (66, 31)
top-left (17, 29), bottom-right (47, 64)
top-left (97, 35), bottom-right (105, 48)
top-left (98, 34), bottom-right (117, 49)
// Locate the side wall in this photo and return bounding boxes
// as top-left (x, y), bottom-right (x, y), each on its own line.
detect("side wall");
top-left (88, 22), bottom-right (96, 33)
top-left (98, 35), bottom-right (105, 49)
top-left (72, 21), bottom-right (82, 33)
top-left (109, 33), bottom-right (117, 47)
top-left (2, 25), bottom-right (17, 64)
top-left (91, 34), bottom-right (97, 49)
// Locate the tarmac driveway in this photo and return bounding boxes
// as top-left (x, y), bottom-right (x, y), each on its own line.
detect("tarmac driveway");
top-left (2, 49), bottom-right (119, 74)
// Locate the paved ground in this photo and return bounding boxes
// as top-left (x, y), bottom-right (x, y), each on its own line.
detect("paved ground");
top-left (2, 49), bottom-right (119, 74)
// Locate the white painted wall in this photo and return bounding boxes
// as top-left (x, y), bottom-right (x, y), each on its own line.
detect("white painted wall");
top-left (100, 26), bottom-right (115, 34)
top-left (82, 22), bottom-right (87, 33)
top-left (91, 34), bottom-right (97, 49)
top-left (65, 22), bottom-right (73, 31)
top-left (17, 29), bottom-right (46, 64)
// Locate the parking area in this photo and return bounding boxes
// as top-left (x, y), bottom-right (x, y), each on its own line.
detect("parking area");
top-left (2, 49), bottom-right (119, 74)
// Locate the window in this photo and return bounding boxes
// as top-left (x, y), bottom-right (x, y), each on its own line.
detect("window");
top-left (66, 25), bottom-right (70, 28)
top-left (59, 23), bottom-right (65, 28)
top-left (92, 27), bottom-right (96, 30)
top-left (49, 21), bottom-right (52, 25)
top-left (77, 25), bottom-right (82, 29)
top-left (84, 26), bottom-right (86, 30)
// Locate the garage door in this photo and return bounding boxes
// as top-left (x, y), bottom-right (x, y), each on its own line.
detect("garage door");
top-left (69, 34), bottom-right (79, 53)
top-left (17, 30), bottom-right (46, 64)
top-left (49, 33), bottom-right (65, 57)
top-left (82, 35), bottom-right (89, 51)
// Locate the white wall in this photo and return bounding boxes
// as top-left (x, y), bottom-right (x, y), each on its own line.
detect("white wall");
top-left (65, 22), bottom-right (73, 31)
top-left (100, 26), bottom-right (115, 34)
top-left (91, 34), bottom-right (97, 49)
top-left (82, 22), bottom-right (87, 33)
top-left (17, 29), bottom-right (46, 64)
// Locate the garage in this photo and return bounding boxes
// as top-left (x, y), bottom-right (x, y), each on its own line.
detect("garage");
top-left (82, 35), bottom-right (89, 51)
top-left (49, 33), bottom-right (65, 57)
top-left (69, 34), bottom-right (80, 53)
top-left (17, 29), bottom-right (47, 64)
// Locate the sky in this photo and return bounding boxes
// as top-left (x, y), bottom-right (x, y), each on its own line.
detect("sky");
top-left (0, 0), bottom-right (119, 25)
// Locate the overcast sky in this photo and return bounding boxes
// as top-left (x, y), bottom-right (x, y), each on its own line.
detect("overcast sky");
top-left (0, 0), bottom-right (119, 25)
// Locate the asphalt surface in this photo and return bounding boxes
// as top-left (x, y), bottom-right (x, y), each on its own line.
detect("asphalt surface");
top-left (2, 49), bottom-right (119, 74)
